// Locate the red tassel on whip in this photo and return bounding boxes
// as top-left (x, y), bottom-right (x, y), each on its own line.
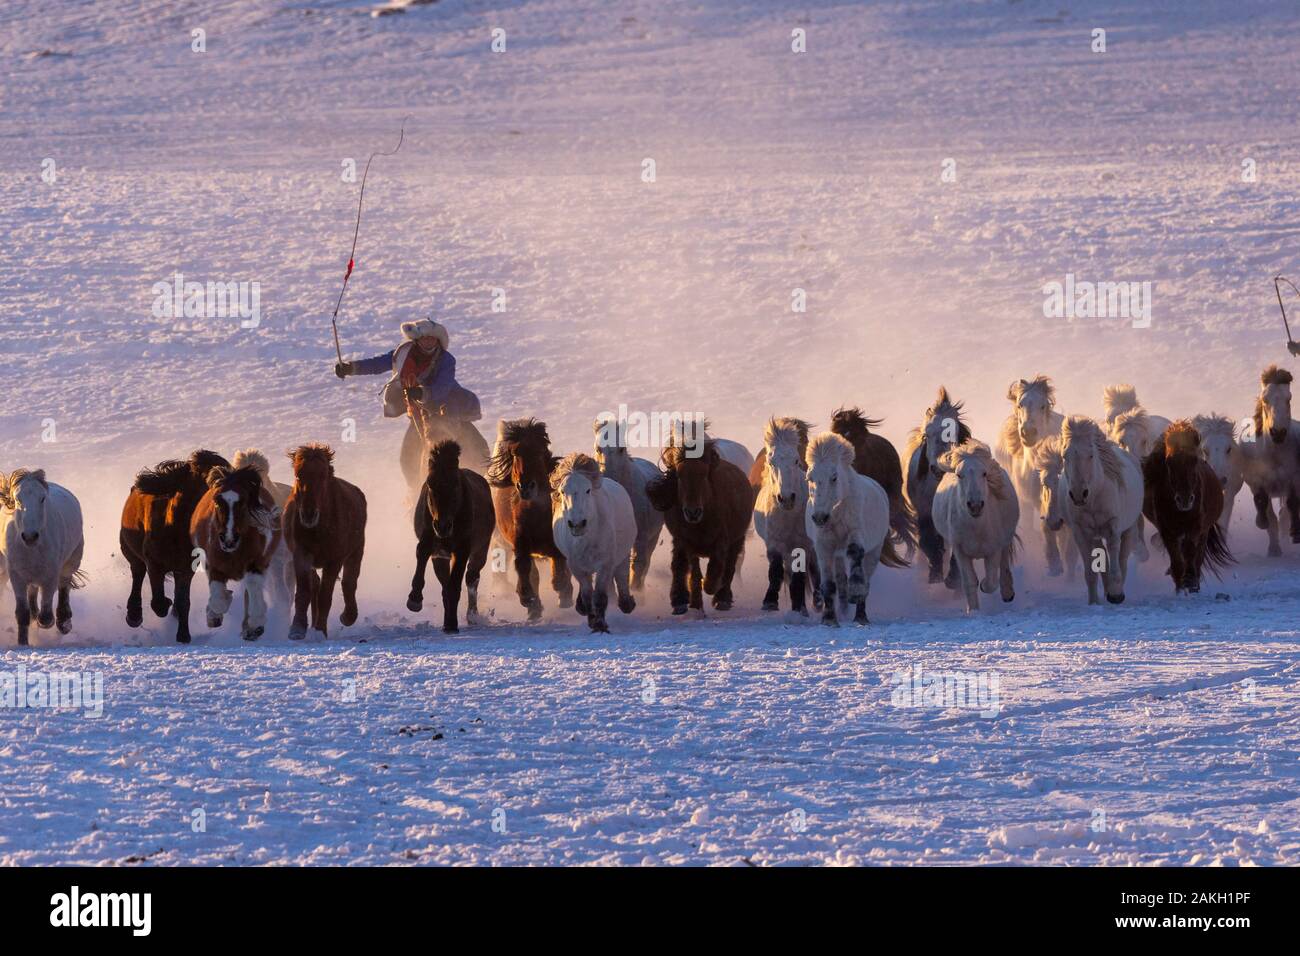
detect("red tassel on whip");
top-left (330, 117), bottom-right (409, 363)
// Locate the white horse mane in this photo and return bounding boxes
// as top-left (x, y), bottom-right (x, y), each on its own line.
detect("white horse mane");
top-left (551, 452), bottom-right (602, 491)
top-left (906, 386), bottom-right (964, 459)
top-left (1008, 375), bottom-right (1055, 406)
top-left (939, 441), bottom-right (1010, 501)
top-left (808, 432), bottom-right (855, 469)
top-left (1062, 415), bottom-right (1127, 488)
top-left (232, 449), bottom-right (271, 480)
top-left (0, 468), bottom-right (47, 508)
top-left (764, 417), bottom-right (810, 461)
top-left (1102, 384), bottom-right (1139, 422)
top-left (1191, 413), bottom-right (1235, 442)
top-left (1109, 407), bottom-right (1151, 446)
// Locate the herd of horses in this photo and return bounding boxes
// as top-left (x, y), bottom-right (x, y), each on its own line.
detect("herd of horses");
top-left (1, 363), bottom-right (1297, 645)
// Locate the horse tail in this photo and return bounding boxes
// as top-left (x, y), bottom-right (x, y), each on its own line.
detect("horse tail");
top-left (889, 492), bottom-right (919, 557)
top-left (68, 569), bottom-right (89, 590)
top-left (1203, 522), bottom-right (1235, 578)
top-left (879, 535), bottom-right (910, 570)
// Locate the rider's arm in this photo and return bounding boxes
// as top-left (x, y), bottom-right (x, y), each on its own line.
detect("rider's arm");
top-left (350, 350), bottom-right (397, 376)
top-left (418, 351), bottom-right (457, 404)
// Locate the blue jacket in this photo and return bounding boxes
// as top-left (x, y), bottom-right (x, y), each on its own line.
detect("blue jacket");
top-left (353, 346), bottom-right (481, 421)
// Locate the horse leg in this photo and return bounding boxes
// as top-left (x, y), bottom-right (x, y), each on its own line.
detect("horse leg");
top-left (400, 421), bottom-right (425, 493)
top-left (35, 579), bottom-right (56, 630)
top-left (980, 551), bottom-right (1000, 595)
top-left (688, 556), bottom-right (705, 612)
top-left (588, 569), bottom-right (611, 633)
top-left (340, 546), bottom-right (362, 627)
top-left (669, 543), bottom-right (690, 615)
top-left (436, 556), bottom-right (463, 634)
top-left (205, 575), bottom-right (232, 628)
top-left (242, 571), bottom-right (268, 641)
top-left (11, 577), bottom-right (30, 646)
top-left (1286, 490), bottom-right (1300, 544)
top-left (762, 550), bottom-right (784, 611)
top-left (787, 553), bottom-right (808, 616)
top-left (515, 550), bottom-right (542, 621)
top-left (613, 554), bottom-right (636, 614)
top-left (173, 570), bottom-right (195, 644)
top-left (630, 530), bottom-right (655, 593)
top-left (854, 546), bottom-right (880, 625)
top-left (1044, 520), bottom-right (1065, 577)
top-left (808, 548), bottom-right (823, 611)
top-left (918, 513), bottom-right (945, 583)
top-left (1134, 514), bottom-right (1150, 562)
top-left (289, 557), bottom-right (314, 640)
top-left (125, 555), bottom-right (146, 627)
top-left (1254, 489), bottom-right (1281, 555)
top-left (999, 544), bottom-right (1016, 602)
top-left (944, 549), bottom-right (960, 590)
top-left (465, 551), bottom-right (485, 624)
top-left (816, 543), bottom-right (839, 627)
top-left (1073, 529), bottom-right (1101, 605)
top-left (314, 562), bottom-right (342, 637)
top-left (1103, 526), bottom-right (1126, 604)
top-left (56, 583), bottom-right (72, 635)
top-left (408, 538), bottom-right (432, 613)
top-left (147, 563), bottom-right (172, 618)
top-left (1183, 533), bottom-right (1203, 592)
top-left (712, 542), bottom-right (740, 611)
top-left (550, 555), bottom-right (573, 609)
top-left (956, 550), bottom-right (980, 612)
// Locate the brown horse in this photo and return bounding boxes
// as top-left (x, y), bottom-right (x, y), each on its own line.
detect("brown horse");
top-left (409, 440), bottom-right (494, 633)
top-left (489, 418), bottom-right (573, 620)
top-left (646, 441), bottom-right (754, 614)
top-left (284, 444), bottom-right (367, 640)
top-left (830, 407), bottom-right (918, 555)
top-left (191, 465), bottom-right (283, 641)
top-left (1142, 421), bottom-right (1234, 594)
top-left (120, 449), bottom-right (230, 644)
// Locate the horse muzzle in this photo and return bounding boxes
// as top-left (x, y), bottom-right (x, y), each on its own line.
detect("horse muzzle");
top-left (777, 494), bottom-right (796, 511)
top-left (1174, 494), bottom-right (1196, 512)
top-left (811, 512), bottom-right (830, 528)
top-left (567, 518), bottom-right (588, 536)
top-left (20, 531), bottom-right (39, 545)
top-left (219, 535), bottom-right (241, 553)
top-left (1044, 516), bottom-right (1064, 532)
top-left (966, 501), bottom-right (985, 517)
top-left (433, 520), bottom-right (454, 538)
top-left (682, 506), bottom-right (704, 524)
top-left (1019, 427), bottom-right (1038, 445)
top-left (516, 481), bottom-right (537, 500)
top-left (1069, 489), bottom-right (1089, 506)
top-left (298, 509), bottom-right (320, 529)
top-left (1270, 428), bottom-right (1288, 444)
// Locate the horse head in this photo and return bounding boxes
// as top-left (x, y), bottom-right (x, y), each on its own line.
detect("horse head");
top-left (551, 453), bottom-right (602, 536)
top-left (1062, 416), bottom-right (1107, 508)
top-left (3, 469), bottom-right (49, 545)
top-left (923, 387), bottom-right (968, 477)
top-left (1031, 437), bottom-right (1066, 531)
top-left (593, 417), bottom-right (632, 473)
top-left (1258, 365), bottom-right (1293, 444)
top-left (807, 433), bottom-right (856, 528)
top-left (490, 419), bottom-right (554, 502)
top-left (1160, 421), bottom-right (1202, 513)
top-left (1109, 408), bottom-right (1151, 459)
top-left (424, 440), bottom-right (464, 540)
top-left (763, 417), bottom-right (810, 511)
top-left (1008, 376), bottom-right (1056, 447)
top-left (288, 443), bottom-right (335, 529)
top-left (206, 465), bottom-right (270, 552)
top-left (1192, 414), bottom-right (1235, 491)
top-left (664, 441), bottom-right (719, 525)
top-left (940, 442), bottom-right (994, 518)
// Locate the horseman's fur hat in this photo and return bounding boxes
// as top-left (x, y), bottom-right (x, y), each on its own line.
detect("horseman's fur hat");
top-left (400, 318), bottom-right (449, 349)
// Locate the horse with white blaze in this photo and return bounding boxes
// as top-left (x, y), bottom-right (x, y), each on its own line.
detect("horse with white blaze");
top-left (550, 453), bottom-right (637, 632)
top-left (0, 469), bottom-right (85, 645)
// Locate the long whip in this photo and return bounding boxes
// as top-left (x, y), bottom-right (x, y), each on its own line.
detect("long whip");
top-left (330, 116), bottom-right (410, 362)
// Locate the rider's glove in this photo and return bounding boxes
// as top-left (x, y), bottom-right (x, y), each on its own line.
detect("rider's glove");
top-left (405, 385), bottom-right (423, 401)
top-left (335, 362), bottom-right (354, 378)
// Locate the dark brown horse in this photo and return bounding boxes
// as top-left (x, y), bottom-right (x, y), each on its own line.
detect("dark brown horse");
top-left (190, 465), bottom-right (283, 641)
top-left (284, 444), bottom-right (367, 640)
top-left (830, 407), bottom-right (918, 554)
top-left (120, 449), bottom-right (229, 644)
top-left (647, 441), bottom-right (754, 614)
top-left (489, 418), bottom-right (572, 620)
top-left (409, 440), bottom-right (494, 633)
top-left (1142, 421), bottom-right (1234, 594)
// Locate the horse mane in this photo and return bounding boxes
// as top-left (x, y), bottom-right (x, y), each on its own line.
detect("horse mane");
top-left (288, 442), bottom-right (335, 475)
top-left (1162, 419), bottom-right (1200, 457)
top-left (1102, 384), bottom-right (1139, 422)
top-left (488, 418), bottom-right (556, 487)
top-left (0, 468), bottom-right (47, 509)
top-left (1110, 407), bottom-right (1150, 446)
top-left (660, 440), bottom-right (718, 472)
top-left (941, 441), bottom-right (1010, 501)
top-left (1031, 434), bottom-right (1063, 473)
top-left (551, 452), bottom-right (602, 492)
top-left (808, 432), bottom-right (855, 470)
top-left (1063, 415), bottom-right (1127, 488)
top-left (232, 449), bottom-right (271, 480)
top-left (764, 417), bottom-right (811, 463)
top-left (1262, 364), bottom-right (1293, 387)
top-left (830, 407), bottom-right (882, 445)
top-left (1008, 375), bottom-right (1055, 407)
top-left (427, 439), bottom-right (462, 478)
top-left (134, 449), bottom-right (228, 495)
top-left (998, 415), bottom-right (1024, 459)
top-left (1191, 413), bottom-right (1235, 443)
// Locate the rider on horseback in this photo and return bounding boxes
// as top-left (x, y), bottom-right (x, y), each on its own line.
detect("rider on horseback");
top-left (334, 317), bottom-right (482, 448)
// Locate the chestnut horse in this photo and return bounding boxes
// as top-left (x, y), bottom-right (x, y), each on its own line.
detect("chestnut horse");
top-left (191, 465), bottom-right (283, 641)
top-left (646, 441), bottom-right (754, 615)
top-left (409, 440), bottom-right (494, 633)
top-left (830, 407), bottom-right (918, 556)
top-left (1142, 421), bottom-right (1234, 594)
top-left (120, 449), bottom-right (229, 644)
top-left (489, 418), bottom-right (572, 620)
top-left (284, 444), bottom-right (367, 640)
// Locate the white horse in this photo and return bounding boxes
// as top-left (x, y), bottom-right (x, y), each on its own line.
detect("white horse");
top-left (996, 376), bottom-right (1069, 575)
top-left (753, 417), bottom-right (818, 615)
top-left (1239, 365), bottom-right (1300, 556)
top-left (671, 418), bottom-right (755, 477)
top-left (1029, 436), bottom-right (1075, 576)
top-left (1102, 384), bottom-right (1171, 438)
top-left (592, 419), bottom-right (664, 593)
top-left (232, 448), bottom-right (294, 608)
top-left (1191, 413), bottom-right (1244, 535)
top-left (1108, 408), bottom-right (1171, 563)
top-left (932, 442), bottom-right (1019, 612)
top-left (0, 469), bottom-right (85, 645)
top-left (905, 386), bottom-right (972, 585)
top-left (805, 432), bottom-right (899, 626)
top-left (1059, 416), bottom-right (1143, 605)
top-left (550, 453), bottom-right (637, 632)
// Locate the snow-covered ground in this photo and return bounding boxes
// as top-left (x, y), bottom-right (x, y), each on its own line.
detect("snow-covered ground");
top-left (2, 0), bottom-right (1300, 864)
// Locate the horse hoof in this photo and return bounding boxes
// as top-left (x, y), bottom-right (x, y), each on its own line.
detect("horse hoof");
top-left (589, 619), bottom-right (610, 634)
top-left (761, 599), bottom-right (780, 611)
top-left (56, 618), bottom-right (72, 635)
top-left (151, 598), bottom-right (172, 618)
top-left (340, 607), bottom-right (358, 627)
top-left (1269, 545), bottom-right (1283, 557)
top-left (443, 624), bottom-right (459, 635)
top-left (37, 613), bottom-right (55, 630)
top-left (1106, 593), bottom-right (1125, 605)
top-left (712, 598), bottom-right (733, 611)
top-left (527, 607), bottom-right (543, 623)
top-left (406, 596), bottom-right (423, 613)
top-left (618, 595), bottom-right (636, 614)
top-left (206, 612), bottom-right (223, 628)
top-left (575, 595), bottom-right (590, 615)
top-left (242, 626), bottom-right (264, 641)
top-left (821, 616), bottom-right (840, 628)
top-left (125, 608), bottom-right (143, 628)
top-left (671, 605), bottom-right (688, 616)
top-left (1046, 566), bottom-right (1064, 578)
top-left (558, 595), bottom-right (573, 610)
top-left (288, 624), bottom-right (307, 641)
top-left (1002, 590), bottom-right (1015, 603)
top-left (176, 633), bottom-right (191, 645)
